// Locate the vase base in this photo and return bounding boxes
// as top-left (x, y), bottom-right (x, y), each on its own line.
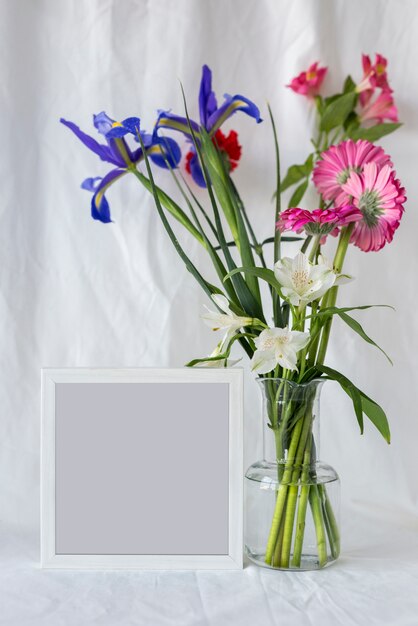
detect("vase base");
top-left (245, 547), bottom-right (336, 571)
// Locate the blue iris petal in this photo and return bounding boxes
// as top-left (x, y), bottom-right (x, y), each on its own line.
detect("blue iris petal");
top-left (106, 116), bottom-right (141, 139)
top-left (121, 117), bottom-right (141, 135)
top-left (86, 168), bottom-right (127, 223)
top-left (199, 65), bottom-right (218, 128)
top-left (60, 118), bottom-right (118, 165)
top-left (93, 111), bottom-right (115, 135)
top-left (148, 136), bottom-right (182, 169)
top-left (91, 192), bottom-right (112, 223)
top-left (155, 110), bottom-right (200, 137)
top-left (188, 150), bottom-right (206, 187)
top-left (206, 94), bottom-right (262, 133)
top-left (81, 177), bottom-right (102, 192)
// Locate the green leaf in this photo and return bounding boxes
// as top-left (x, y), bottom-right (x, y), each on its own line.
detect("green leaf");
top-left (348, 123), bottom-right (402, 142)
top-left (201, 129), bottom-right (263, 307)
top-left (288, 178), bottom-right (309, 208)
top-left (280, 154), bottom-right (313, 192)
top-left (359, 391), bottom-right (391, 443)
top-left (133, 150), bottom-right (214, 303)
top-left (316, 365), bottom-right (364, 433)
top-left (199, 130), bottom-right (239, 241)
top-left (178, 87), bottom-right (258, 320)
top-left (343, 75), bottom-right (356, 93)
top-left (316, 365), bottom-right (391, 443)
top-left (225, 266), bottom-right (283, 295)
top-left (338, 311), bottom-right (393, 365)
top-left (320, 92), bottom-right (357, 132)
top-left (135, 172), bottom-right (205, 246)
top-left (343, 111), bottom-right (360, 133)
top-left (186, 332), bottom-right (255, 367)
top-left (312, 304), bottom-right (394, 319)
top-left (268, 105), bottom-right (284, 327)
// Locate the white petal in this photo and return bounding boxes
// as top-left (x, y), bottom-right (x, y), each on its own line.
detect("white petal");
top-left (289, 330), bottom-right (310, 351)
top-left (292, 252), bottom-right (310, 275)
top-left (334, 272), bottom-right (354, 285)
top-left (255, 327), bottom-right (284, 350)
top-left (275, 345), bottom-right (298, 371)
top-left (274, 257), bottom-right (294, 289)
top-left (251, 348), bottom-right (277, 374)
top-left (281, 287), bottom-right (301, 306)
top-left (201, 307), bottom-right (224, 329)
top-left (211, 294), bottom-right (232, 314)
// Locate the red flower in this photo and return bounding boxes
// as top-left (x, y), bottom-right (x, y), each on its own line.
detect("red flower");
top-left (213, 129), bottom-right (242, 170)
top-left (287, 62), bottom-right (328, 98)
top-left (185, 129), bottom-right (242, 184)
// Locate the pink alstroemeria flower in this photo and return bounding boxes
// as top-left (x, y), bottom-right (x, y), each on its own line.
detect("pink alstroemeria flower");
top-left (356, 53), bottom-right (392, 106)
top-left (360, 90), bottom-right (399, 124)
top-left (342, 162), bottom-right (406, 252)
top-left (312, 139), bottom-right (392, 206)
top-left (287, 62), bottom-right (328, 98)
top-left (276, 206), bottom-right (362, 236)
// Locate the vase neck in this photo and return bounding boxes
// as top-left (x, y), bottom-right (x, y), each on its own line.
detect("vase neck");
top-left (258, 378), bottom-right (323, 464)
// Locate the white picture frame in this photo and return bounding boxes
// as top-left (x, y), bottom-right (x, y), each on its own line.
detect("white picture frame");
top-left (40, 367), bottom-right (243, 570)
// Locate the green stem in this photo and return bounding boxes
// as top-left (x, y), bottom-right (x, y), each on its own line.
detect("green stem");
top-left (319, 484), bottom-right (340, 559)
top-left (279, 406), bottom-right (314, 567)
top-left (291, 440), bottom-right (312, 567)
top-left (316, 223), bottom-right (354, 365)
top-left (309, 486), bottom-right (328, 567)
top-left (264, 414), bottom-right (304, 565)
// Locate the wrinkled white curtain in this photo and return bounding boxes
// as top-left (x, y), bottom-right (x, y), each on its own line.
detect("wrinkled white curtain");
top-left (1, 0), bottom-right (418, 623)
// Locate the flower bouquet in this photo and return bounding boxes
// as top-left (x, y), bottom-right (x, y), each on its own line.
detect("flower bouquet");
top-left (62, 54), bottom-right (406, 569)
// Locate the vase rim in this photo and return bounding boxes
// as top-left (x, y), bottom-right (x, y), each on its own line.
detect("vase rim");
top-left (256, 376), bottom-right (325, 388)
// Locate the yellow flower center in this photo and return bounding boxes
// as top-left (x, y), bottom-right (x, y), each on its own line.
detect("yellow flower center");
top-left (292, 269), bottom-right (309, 290)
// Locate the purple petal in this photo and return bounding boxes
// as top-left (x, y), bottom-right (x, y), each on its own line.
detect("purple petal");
top-left (60, 118), bottom-right (118, 164)
top-left (106, 117), bottom-right (141, 139)
top-left (89, 168), bottom-right (127, 223)
top-left (188, 151), bottom-right (206, 187)
top-left (81, 176), bottom-right (102, 192)
top-left (199, 65), bottom-right (218, 128)
top-left (206, 94), bottom-right (262, 133)
top-left (155, 110), bottom-right (200, 137)
top-left (93, 111), bottom-right (115, 135)
top-left (148, 136), bottom-right (182, 169)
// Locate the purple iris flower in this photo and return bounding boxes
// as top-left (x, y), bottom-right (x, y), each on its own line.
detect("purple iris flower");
top-left (156, 65), bottom-right (262, 186)
top-left (61, 112), bottom-right (181, 223)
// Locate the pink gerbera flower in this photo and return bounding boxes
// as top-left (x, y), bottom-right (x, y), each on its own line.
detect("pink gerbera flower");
top-left (287, 62), bottom-right (328, 98)
top-left (276, 206), bottom-right (362, 236)
top-left (342, 162), bottom-right (406, 252)
top-left (312, 139), bottom-right (392, 205)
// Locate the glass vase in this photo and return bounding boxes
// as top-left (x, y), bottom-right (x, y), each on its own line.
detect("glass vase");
top-left (245, 378), bottom-right (340, 571)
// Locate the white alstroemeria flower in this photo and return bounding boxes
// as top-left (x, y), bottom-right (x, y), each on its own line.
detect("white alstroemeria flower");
top-left (317, 254), bottom-right (353, 285)
top-left (251, 327), bottom-right (310, 374)
top-left (274, 252), bottom-right (337, 306)
top-left (195, 342), bottom-right (242, 368)
top-left (202, 294), bottom-right (253, 344)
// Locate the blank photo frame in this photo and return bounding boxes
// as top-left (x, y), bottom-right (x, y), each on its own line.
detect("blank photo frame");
top-left (41, 368), bottom-right (243, 569)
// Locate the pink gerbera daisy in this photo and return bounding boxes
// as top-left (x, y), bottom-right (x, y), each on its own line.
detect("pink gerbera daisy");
top-left (313, 139), bottom-right (392, 205)
top-left (276, 206), bottom-right (362, 236)
top-left (342, 162), bottom-right (406, 252)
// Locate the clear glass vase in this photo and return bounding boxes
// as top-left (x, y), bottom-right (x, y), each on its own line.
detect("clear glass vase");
top-left (245, 378), bottom-right (340, 571)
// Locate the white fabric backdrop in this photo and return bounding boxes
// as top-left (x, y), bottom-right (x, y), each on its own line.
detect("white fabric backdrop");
top-left (1, 0), bottom-right (418, 624)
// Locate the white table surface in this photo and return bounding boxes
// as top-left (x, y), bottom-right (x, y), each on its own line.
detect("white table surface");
top-left (2, 504), bottom-right (418, 626)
